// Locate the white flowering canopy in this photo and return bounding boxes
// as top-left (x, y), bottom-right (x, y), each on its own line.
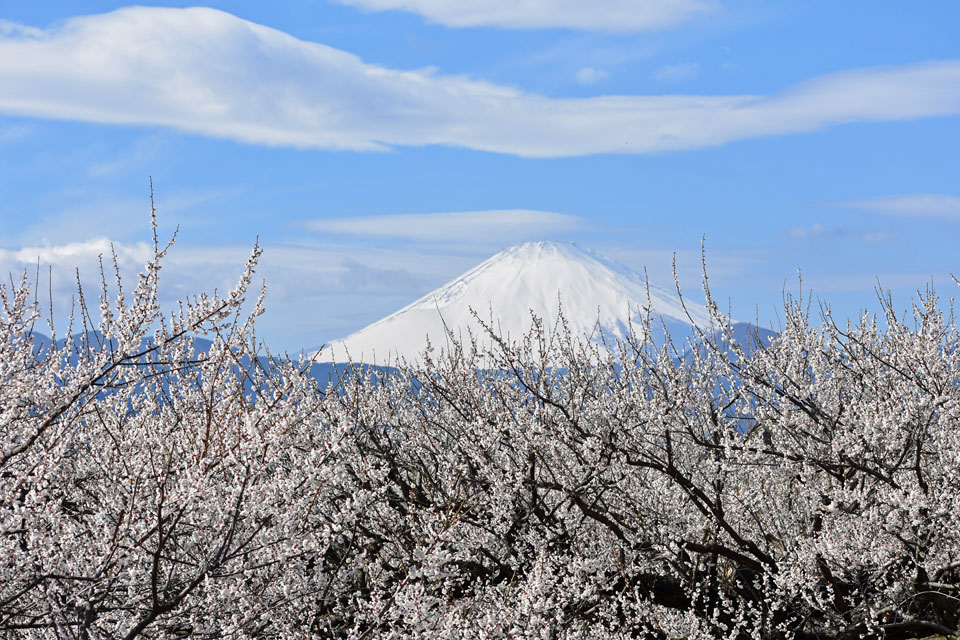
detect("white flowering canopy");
top-left (1, 220), bottom-right (959, 638)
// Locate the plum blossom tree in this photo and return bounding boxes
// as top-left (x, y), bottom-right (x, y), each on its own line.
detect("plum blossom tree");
top-left (0, 212), bottom-right (347, 638)
top-left (1, 217), bottom-right (959, 639)
top-left (312, 286), bottom-right (960, 639)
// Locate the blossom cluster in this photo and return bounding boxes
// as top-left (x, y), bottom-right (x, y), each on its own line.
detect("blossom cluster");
top-left (1, 231), bottom-right (958, 639)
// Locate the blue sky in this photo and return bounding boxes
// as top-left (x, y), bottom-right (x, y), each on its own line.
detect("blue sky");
top-left (1, 1), bottom-right (959, 352)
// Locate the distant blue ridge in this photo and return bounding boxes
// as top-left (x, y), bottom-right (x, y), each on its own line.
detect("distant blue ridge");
top-left (18, 323), bottom-right (775, 402)
top-left (21, 330), bottom-right (399, 398)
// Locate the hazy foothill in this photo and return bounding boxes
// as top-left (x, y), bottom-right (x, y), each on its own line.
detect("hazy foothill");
top-left (2, 1), bottom-right (960, 639)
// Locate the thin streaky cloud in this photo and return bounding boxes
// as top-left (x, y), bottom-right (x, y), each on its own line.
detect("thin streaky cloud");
top-left (575, 67), bottom-right (609, 85)
top-left (828, 194), bottom-right (960, 217)
top-left (788, 224), bottom-right (892, 245)
top-left (0, 122), bottom-right (35, 143)
top-left (652, 62), bottom-right (701, 83)
top-left (802, 271), bottom-right (951, 292)
top-left (305, 210), bottom-right (584, 241)
top-left (332, 0), bottom-right (718, 32)
top-left (790, 223), bottom-right (833, 240)
top-left (1, 8), bottom-right (960, 158)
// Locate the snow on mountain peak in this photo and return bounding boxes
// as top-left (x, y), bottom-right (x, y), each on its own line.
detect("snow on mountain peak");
top-left (317, 241), bottom-right (712, 364)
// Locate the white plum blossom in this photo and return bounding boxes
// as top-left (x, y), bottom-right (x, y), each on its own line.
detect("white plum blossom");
top-left (1, 223), bottom-right (959, 638)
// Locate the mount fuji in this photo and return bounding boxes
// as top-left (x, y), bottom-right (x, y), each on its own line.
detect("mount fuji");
top-left (318, 241), bottom-right (718, 364)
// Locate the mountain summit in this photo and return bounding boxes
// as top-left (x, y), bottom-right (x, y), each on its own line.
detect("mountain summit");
top-left (318, 241), bottom-right (712, 364)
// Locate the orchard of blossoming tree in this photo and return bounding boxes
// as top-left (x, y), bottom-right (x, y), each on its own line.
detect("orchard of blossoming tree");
top-left (1, 221), bottom-right (959, 639)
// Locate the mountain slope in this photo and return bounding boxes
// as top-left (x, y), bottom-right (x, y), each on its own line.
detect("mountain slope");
top-left (318, 241), bottom-right (714, 364)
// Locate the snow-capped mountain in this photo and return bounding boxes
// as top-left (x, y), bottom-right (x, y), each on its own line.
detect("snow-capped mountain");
top-left (317, 241), bottom-right (714, 364)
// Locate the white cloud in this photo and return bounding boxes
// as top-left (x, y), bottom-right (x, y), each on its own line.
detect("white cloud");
top-left (0, 18), bottom-right (43, 38)
top-left (305, 209), bottom-right (584, 241)
top-left (1, 8), bottom-right (960, 158)
top-left (0, 235), bottom-right (455, 304)
top-left (332, 0), bottom-right (717, 31)
top-left (0, 238), bottom-right (152, 305)
top-left (828, 194), bottom-right (960, 217)
top-left (652, 62), bottom-right (701, 83)
top-left (0, 237), bottom-right (149, 269)
top-left (0, 234), bottom-right (474, 351)
top-left (575, 67), bottom-right (609, 85)
top-left (0, 237), bottom-right (273, 308)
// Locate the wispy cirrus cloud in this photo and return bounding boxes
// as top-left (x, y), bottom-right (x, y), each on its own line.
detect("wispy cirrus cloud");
top-left (790, 223), bottom-right (843, 241)
top-left (331, 0), bottom-right (718, 31)
top-left (2, 8), bottom-right (960, 158)
top-left (0, 122), bottom-right (35, 143)
top-left (85, 135), bottom-right (168, 178)
top-left (827, 194), bottom-right (960, 217)
top-left (800, 271), bottom-right (949, 293)
top-left (575, 67), bottom-right (609, 85)
top-left (305, 209), bottom-right (584, 242)
top-left (788, 224), bottom-right (891, 245)
top-left (652, 62), bottom-right (701, 83)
